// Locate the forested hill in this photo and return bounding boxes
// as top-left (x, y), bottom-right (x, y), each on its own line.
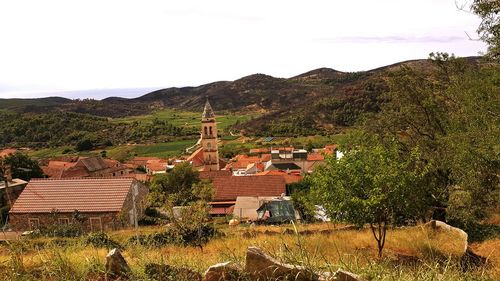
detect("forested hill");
top-left (0, 56), bottom-right (483, 136)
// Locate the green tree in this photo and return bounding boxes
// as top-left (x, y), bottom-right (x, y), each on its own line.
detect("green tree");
top-left (472, 0), bottom-right (500, 60)
top-left (367, 54), bottom-right (499, 227)
top-left (149, 162), bottom-right (200, 206)
top-left (311, 135), bottom-right (427, 257)
top-left (0, 152), bottom-right (44, 181)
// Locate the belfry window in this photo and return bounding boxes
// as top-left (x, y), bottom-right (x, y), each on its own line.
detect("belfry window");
top-left (209, 126), bottom-right (213, 135)
top-left (204, 126), bottom-right (208, 135)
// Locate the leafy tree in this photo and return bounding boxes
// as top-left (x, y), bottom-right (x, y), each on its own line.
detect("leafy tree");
top-left (149, 162), bottom-right (200, 206)
top-left (311, 135), bottom-right (427, 257)
top-left (367, 54), bottom-right (499, 227)
top-left (289, 177), bottom-right (316, 222)
top-left (472, 0), bottom-right (500, 60)
top-left (0, 152), bottom-right (44, 181)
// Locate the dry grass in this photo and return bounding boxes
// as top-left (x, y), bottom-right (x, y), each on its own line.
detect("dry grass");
top-left (0, 223), bottom-right (498, 280)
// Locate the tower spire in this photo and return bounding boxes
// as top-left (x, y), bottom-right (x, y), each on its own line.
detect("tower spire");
top-left (202, 97), bottom-right (215, 119)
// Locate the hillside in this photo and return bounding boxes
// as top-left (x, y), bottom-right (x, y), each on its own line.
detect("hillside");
top-left (0, 57), bottom-right (482, 136)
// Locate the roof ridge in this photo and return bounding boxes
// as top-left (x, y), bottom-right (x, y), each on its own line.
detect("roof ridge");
top-left (30, 177), bottom-right (135, 181)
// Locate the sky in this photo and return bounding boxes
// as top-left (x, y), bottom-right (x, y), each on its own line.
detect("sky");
top-left (0, 0), bottom-right (486, 99)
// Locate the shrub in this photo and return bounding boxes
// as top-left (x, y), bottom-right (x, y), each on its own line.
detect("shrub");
top-left (83, 232), bottom-right (123, 250)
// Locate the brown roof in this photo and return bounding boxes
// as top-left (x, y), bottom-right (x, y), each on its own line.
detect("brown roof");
top-left (79, 157), bottom-right (109, 172)
top-left (307, 152), bottom-right (325, 161)
top-left (199, 170), bottom-right (232, 180)
top-left (10, 178), bottom-right (137, 213)
top-left (211, 175), bottom-right (286, 201)
top-left (146, 159), bottom-right (168, 172)
top-left (255, 170), bottom-right (302, 184)
top-left (187, 148), bottom-right (204, 167)
top-left (249, 148), bottom-right (270, 154)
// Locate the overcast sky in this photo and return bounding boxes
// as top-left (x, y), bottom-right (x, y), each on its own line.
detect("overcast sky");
top-left (0, 0), bottom-right (486, 99)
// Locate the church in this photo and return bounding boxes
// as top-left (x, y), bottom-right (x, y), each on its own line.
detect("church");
top-left (186, 99), bottom-right (223, 171)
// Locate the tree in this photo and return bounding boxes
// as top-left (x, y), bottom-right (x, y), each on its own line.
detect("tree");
top-left (366, 54), bottom-right (499, 227)
top-left (164, 179), bottom-right (216, 249)
top-left (472, 0), bottom-right (500, 60)
top-left (149, 162), bottom-right (200, 206)
top-left (311, 135), bottom-right (427, 257)
top-left (0, 152), bottom-right (44, 181)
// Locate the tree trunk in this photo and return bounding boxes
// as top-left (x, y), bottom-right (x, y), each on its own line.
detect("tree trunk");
top-left (370, 220), bottom-right (387, 258)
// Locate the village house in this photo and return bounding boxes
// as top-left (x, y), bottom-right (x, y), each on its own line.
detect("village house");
top-left (42, 156), bottom-right (131, 178)
top-left (145, 159), bottom-right (168, 175)
top-left (208, 175), bottom-right (286, 216)
top-left (8, 177), bottom-right (148, 232)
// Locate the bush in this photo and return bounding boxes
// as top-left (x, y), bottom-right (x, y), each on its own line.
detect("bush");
top-left (83, 232), bottom-right (123, 249)
top-left (128, 224), bottom-right (219, 247)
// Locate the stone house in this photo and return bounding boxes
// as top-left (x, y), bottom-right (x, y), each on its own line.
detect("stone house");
top-left (8, 177), bottom-right (148, 232)
top-left (42, 156), bottom-right (131, 178)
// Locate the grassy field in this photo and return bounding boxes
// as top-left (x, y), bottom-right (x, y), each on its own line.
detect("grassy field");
top-left (0, 223), bottom-right (497, 280)
top-left (110, 108), bottom-right (259, 132)
top-left (104, 139), bottom-right (198, 160)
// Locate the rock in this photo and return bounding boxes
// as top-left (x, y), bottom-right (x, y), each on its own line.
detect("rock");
top-left (145, 263), bottom-right (202, 281)
top-left (228, 218), bottom-right (239, 226)
top-left (204, 261), bottom-right (242, 281)
top-left (105, 248), bottom-right (131, 280)
top-left (332, 269), bottom-right (366, 281)
top-left (424, 220), bottom-right (468, 256)
top-left (244, 246), bottom-right (319, 280)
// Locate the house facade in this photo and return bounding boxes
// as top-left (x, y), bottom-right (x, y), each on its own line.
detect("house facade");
top-left (8, 177), bottom-right (148, 232)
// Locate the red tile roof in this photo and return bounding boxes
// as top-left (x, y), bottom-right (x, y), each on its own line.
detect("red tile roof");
top-left (146, 159), bottom-right (168, 172)
top-left (199, 170), bottom-right (232, 180)
top-left (324, 144), bottom-right (338, 154)
top-left (211, 175), bottom-right (286, 201)
top-left (307, 152), bottom-right (325, 161)
top-left (187, 148), bottom-right (204, 167)
top-left (249, 148), bottom-right (270, 154)
top-left (255, 170), bottom-right (302, 184)
top-left (10, 178), bottom-right (138, 213)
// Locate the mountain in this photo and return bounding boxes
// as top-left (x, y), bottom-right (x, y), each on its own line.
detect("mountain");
top-left (0, 57), bottom-right (482, 135)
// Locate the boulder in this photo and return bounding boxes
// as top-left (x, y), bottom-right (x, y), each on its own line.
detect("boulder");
top-left (228, 218), bottom-right (240, 226)
top-left (244, 246), bottom-right (319, 280)
top-left (424, 220), bottom-right (468, 256)
top-left (204, 261), bottom-right (242, 281)
top-left (105, 248), bottom-right (131, 280)
top-left (332, 269), bottom-right (366, 281)
top-left (145, 263), bottom-right (202, 281)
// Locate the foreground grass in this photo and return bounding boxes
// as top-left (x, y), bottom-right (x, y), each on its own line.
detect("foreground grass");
top-left (0, 223), bottom-right (497, 280)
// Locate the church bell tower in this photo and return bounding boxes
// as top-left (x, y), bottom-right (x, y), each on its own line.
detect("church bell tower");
top-left (201, 98), bottom-right (219, 171)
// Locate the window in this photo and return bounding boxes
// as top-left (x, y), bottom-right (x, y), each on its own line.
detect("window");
top-left (112, 172), bottom-right (116, 176)
top-left (28, 218), bottom-right (40, 230)
top-left (204, 126), bottom-right (208, 135)
top-left (58, 218), bottom-right (70, 225)
top-left (207, 143), bottom-right (211, 150)
top-left (120, 171), bottom-right (124, 175)
top-left (90, 217), bottom-right (103, 232)
top-left (209, 126), bottom-right (213, 135)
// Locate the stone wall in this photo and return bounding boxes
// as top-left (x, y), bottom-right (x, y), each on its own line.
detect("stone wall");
top-left (9, 211), bottom-right (123, 232)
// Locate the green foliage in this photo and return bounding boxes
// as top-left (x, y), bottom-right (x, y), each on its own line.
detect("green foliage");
top-left (310, 135), bottom-right (427, 256)
top-left (289, 177), bottom-right (316, 222)
top-left (472, 0), bottom-right (500, 60)
top-left (368, 54), bottom-right (500, 227)
top-left (83, 232), bottom-right (122, 249)
top-left (0, 152), bottom-right (44, 181)
top-left (149, 162), bottom-right (200, 206)
top-left (0, 111), bottom-right (196, 150)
